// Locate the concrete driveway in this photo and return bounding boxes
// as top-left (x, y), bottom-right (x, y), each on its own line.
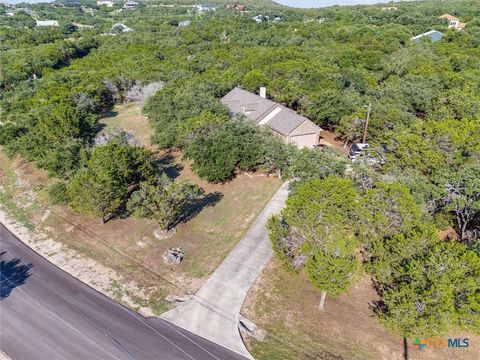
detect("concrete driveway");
top-left (161, 182), bottom-right (290, 359)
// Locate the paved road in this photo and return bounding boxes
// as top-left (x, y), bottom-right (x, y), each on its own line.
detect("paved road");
top-left (0, 223), bottom-right (247, 360)
top-left (161, 183), bottom-right (290, 359)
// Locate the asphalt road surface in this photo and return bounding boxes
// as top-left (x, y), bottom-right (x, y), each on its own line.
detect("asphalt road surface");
top-left (0, 223), bottom-right (248, 360)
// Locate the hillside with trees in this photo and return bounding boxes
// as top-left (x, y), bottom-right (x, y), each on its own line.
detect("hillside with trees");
top-left (1, 0), bottom-right (479, 358)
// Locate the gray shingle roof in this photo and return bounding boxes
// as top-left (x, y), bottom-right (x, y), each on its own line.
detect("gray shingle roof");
top-left (411, 30), bottom-right (443, 42)
top-left (221, 87), bottom-right (276, 124)
top-left (221, 87), bottom-right (322, 136)
top-left (264, 106), bottom-right (307, 136)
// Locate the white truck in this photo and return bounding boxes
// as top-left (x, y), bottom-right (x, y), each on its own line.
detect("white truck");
top-left (349, 143), bottom-right (386, 165)
top-left (348, 143), bottom-right (369, 162)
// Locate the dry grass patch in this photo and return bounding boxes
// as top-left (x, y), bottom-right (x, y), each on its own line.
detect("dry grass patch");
top-left (1, 104), bottom-right (282, 312)
top-left (1, 149), bottom-right (282, 301)
top-left (99, 103), bottom-right (152, 147)
top-left (242, 258), bottom-right (480, 360)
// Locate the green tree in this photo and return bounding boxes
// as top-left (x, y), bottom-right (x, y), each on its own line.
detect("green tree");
top-left (68, 141), bottom-right (156, 222)
top-left (268, 176), bottom-right (360, 309)
top-left (184, 119), bottom-right (285, 182)
top-left (305, 88), bottom-right (362, 129)
top-left (144, 83), bottom-right (228, 148)
top-left (48, 182), bottom-right (70, 205)
top-left (374, 239), bottom-right (480, 336)
top-left (241, 70), bottom-right (269, 93)
top-left (440, 163), bottom-right (480, 242)
top-left (305, 245), bottom-right (359, 310)
top-left (284, 147), bottom-right (348, 189)
top-left (176, 111), bottom-right (228, 147)
top-left (127, 174), bottom-right (203, 231)
top-left (359, 182), bottom-right (424, 247)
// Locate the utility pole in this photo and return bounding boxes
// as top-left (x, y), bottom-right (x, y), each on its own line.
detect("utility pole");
top-left (362, 102), bottom-right (371, 143)
top-left (192, 0), bottom-right (198, 22)
top-left (195, 0), bottom-right (198, 22)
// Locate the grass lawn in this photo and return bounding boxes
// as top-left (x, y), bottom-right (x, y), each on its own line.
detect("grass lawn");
top-left (242, 259), bottom-right (480, 360)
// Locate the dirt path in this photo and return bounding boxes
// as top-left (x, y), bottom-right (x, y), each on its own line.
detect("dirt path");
top-left (160, 182), bottom-right (290, 359)
top-left (320, 130), bottom-right (349, 154)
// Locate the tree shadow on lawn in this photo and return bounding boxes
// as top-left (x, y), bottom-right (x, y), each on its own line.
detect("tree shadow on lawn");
top-left (0, 251), bottom-right (33, 300)
top-left (156, 152), bottom-right (184, 180)
top-left (111, 191), bottom-right (223, 228)
top-left (174, 191), bottom-right (224, 228)
top-left (100, 109), bottom-right (119, 118)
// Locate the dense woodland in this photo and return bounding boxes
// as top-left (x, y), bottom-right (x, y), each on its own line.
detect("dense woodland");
top-left (1, 0), bottom-right (479, 337)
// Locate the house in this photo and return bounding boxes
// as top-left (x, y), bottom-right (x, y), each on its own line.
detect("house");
top-left (178, 20), bottom-right (191, 27)
top-left (221, 87), bottom-right (323, 149)
top-left (97, 0), bottom-right (114, 7)
top-left (380, 6), bottom-right (397, 11)
top-left (73, 22), bottom-right (94, 29)
top-left (123, 1), bottom-right (138, 9)
top-left (232, 3), bottom-right (246, 12)
top-left (197, 3), bottom-right (216, 11)
top-left (411, 30), bottom-right (443, 43)
top-left (438, 13), bottom-right (466, 30)
top-left (110, 22), bottom-right (134, 32)
top-left (36, 20), bottom-right (59, 27)
top-left (19, 8), bottom-right (33, 15)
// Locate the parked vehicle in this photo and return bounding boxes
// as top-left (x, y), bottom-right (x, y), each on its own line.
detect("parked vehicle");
top-left (349, 143), bottom-right (369, 161)
top-left (349, 143), bottom-right (386, 166)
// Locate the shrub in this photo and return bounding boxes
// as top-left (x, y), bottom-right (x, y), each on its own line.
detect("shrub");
top-left (48, 182), bottom-right (70, 204)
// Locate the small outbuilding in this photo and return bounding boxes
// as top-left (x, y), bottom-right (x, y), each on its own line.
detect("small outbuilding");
top-left (197, 3), bottom-right (216, 11)
top-left (123, 1), bottom-right (138, 9)
top-left (36, 20), bottom-right (59, 27)
top-left (97, 0), bottom-right (114, 7)
top-left (110, 22), bottom-right (134, 32)
top-left (178, 20), bottom-right (191, 27)
top-left (411, 30), bottom-right (443, 43)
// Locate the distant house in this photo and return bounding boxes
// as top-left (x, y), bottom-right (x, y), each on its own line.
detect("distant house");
top-left (19, 8), bottom-right (34, 15)
top-left (36, 20), bottom-right (59, 27)
top-left (97, 0), bottom-right (114, 7)
top-left (123, 1), bottom-right (138, 9)
top-left (73, 22), bottom-right (94, 29)
top-left (178, 20), bottom-right (191, 27)
top-left (5, 10), bottom-right (15, 16)
top-left (380, 6), bottom-right (397, 11)
top-left (197, 3), bottom-right (216, 11)
top-left (411, 30), bottom-right (443, 43)
top-left (232, 3), bottom-right (246, 12)
top-left (439, 13), bottom-right (466, 30)
top-left (110, 22), bottom-right (133, 32)
top-left (221, 87), bottom-right (323, 149)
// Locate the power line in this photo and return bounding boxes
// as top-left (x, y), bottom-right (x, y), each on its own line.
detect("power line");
top-left (3, 166), bottom-right (325, 359)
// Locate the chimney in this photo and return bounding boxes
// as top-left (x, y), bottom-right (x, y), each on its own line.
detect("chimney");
top-left (259, 86), bottom-right (267, 99)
